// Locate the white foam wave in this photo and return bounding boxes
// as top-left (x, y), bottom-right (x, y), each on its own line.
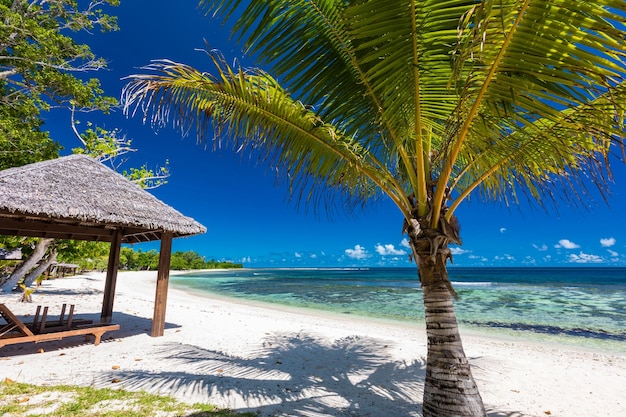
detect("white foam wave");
top-left (451, 281), bottom-right (493, 286)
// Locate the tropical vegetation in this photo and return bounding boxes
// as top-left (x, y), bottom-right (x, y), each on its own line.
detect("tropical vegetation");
top-left (0, 0), bottom-right (169, 182)
top-left (130, 0), bottom-right (626, 415)
top-left (118, 248), bottom-right (243, 271)
top-left (0, 0), bottom-right (170, 293)
top-left (1, 247), bottom-right (239, 285)
top-left (0, 0), bottom-right (118, 170)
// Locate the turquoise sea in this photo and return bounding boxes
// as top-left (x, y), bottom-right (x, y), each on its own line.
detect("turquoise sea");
top-left (171, 267), bottom-right (626, 353)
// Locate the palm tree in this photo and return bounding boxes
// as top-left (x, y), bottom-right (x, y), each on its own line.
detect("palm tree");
top-left (122, 1), bottom-right (626, 415)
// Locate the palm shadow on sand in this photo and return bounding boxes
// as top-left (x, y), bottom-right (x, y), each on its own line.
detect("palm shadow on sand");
top-left (93, 330), bottom-right (527, 417)
top-left (92, 332), bottom-right (426, 417)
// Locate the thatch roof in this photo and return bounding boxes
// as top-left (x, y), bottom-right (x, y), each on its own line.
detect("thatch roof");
top-left (0, 155), bottom-right (206, 243)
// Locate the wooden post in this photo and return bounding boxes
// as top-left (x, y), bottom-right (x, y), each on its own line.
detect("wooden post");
top-left (101, 229), bottom-right (123, 323)
top-left (152, 232), bottom-right (172, 337)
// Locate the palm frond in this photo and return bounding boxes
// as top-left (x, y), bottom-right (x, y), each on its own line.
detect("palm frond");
top-left (433, 0), bottom-right (626, 220)
top-left (122, 55), bottom-right (410, 216)
top-left (448, 81), bottom-right (626, 215)
top-left (201, 0), bottom-right (379, 136)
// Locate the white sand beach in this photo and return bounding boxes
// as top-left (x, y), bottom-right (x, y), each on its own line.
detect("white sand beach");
top-left (1, 271), bottom-right (624, 417)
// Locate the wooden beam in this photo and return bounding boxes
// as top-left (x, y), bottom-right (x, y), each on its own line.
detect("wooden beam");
top-left (151, 232), bottom-right (173, 337)
top-left (0, 217), bottom-right (115, 240)
top-left (0, 217), bottom-right (165, 243)
top-left (101, 229), bottom-right (123, 322)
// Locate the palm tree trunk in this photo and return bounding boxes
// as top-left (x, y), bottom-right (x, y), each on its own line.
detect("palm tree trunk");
top-left (420, 262), bottom-right (486, 417)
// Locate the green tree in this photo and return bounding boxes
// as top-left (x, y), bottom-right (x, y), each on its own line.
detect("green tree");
top-left (135, 249), bottom-right (159, 270)
top-left (122, 1), bottom-right (625, 415)
top-left (0, 85), bottom-right (60, 170)
top-left (169, 252), bottom-right (188, 271)
top-left (0, 0), bottom-right (168, 183)
top-left (119, 247), bottom-right (138, 270)
top-left (57, 241), bottom-right (109, 271)
top-left (0, 0), bottom-right (119, 168)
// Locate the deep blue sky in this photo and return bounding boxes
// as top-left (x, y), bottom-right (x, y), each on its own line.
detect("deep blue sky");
top-left (45, 1), bottom-right (626, 268)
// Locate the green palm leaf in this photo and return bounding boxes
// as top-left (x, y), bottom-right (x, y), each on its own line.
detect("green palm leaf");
top-left (437, 0), bottom-right (626, 220)
top-left (122, 55), bottom-right (410, 215)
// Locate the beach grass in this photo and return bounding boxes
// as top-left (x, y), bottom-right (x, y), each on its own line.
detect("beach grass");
top-left (0, 381), bottom-right (257, 417)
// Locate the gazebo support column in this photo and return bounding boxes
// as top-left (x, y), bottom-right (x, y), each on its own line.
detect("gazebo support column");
top-left (152, 231), bottom-right (173, 337)
top-left (101, 229), bottom-right (123, 323)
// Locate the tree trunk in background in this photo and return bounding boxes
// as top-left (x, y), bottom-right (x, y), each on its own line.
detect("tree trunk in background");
top-left (23, 248), bottom-right (57, 287)
top-left (420, 258), bottom-right (486, 417)
top-left (0, 238), bottom-right (53, 292)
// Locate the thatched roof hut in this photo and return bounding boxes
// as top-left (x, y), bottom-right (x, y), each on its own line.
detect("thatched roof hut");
top-left (0, 154), bottom-right (205, 243)
top-left (0, 155), bottom-right (206, 337)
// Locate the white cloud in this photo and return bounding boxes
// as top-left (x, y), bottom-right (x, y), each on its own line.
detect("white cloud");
top-left (240, 256), bottom-right (251, 263)
top-left (401, 238), bottom-right (411, 248)
top-left (600, 237), bottom-right (616, 247)
top-left (523, 256), bottom-right (537, 265)
top-left (533, 244), bottom-right (548, 251)
top-left (494, 254), bottom-right (516, 261)
top-left (500, 227), bottom-right (507, 233)
top-left (295, 252), bottom-right (302, 258)
top-left (608, 249), bottom-right (619, 257)
top-left (345, 244), bottom-right (370, 260)
top-left (555, 239), bottom-right (580, 249)
top-left (568, 252), bottom-right (603, 264)
top-left (375, 243), bottom-right (406, 256)
top-left (310, 253), bottom-right (318, 259)
top-left (450, 247), bottom-right (470, 255)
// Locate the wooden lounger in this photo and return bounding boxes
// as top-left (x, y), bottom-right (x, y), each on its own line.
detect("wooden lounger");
top-left (0, 304), bottom-right (119, 348)
top-left (29, 304), bottom-right (93, 334)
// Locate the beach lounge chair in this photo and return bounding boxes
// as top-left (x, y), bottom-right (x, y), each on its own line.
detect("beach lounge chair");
top-left (29, 304), bottom-right (93, 334)
top-left (0, 303), bottom-right (119, 348)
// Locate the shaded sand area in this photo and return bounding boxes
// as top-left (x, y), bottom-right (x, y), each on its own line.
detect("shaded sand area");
top-left (1, 271), bottom-right (624, 417)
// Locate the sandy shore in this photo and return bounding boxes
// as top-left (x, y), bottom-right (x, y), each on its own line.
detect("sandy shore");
top-left (1, 271), bottom-right (624, 417)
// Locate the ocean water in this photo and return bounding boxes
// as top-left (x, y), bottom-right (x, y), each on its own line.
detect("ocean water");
top-left (171, 267), bottom-right (626, 353)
